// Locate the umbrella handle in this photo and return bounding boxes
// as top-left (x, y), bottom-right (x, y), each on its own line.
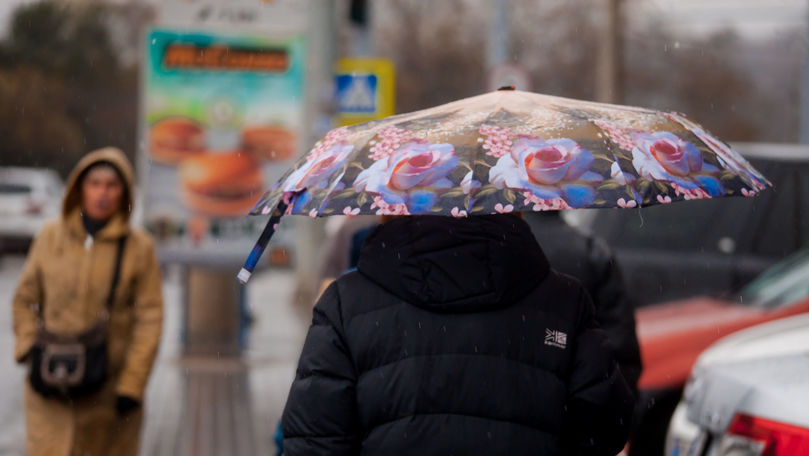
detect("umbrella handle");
top-left (237, 197), bottom-right (292, 284)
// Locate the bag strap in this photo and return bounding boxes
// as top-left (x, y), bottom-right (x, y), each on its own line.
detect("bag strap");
top-left (36, 235), bottom-right (128, 325)
top-left (105, 235), bottom-right (128, 310)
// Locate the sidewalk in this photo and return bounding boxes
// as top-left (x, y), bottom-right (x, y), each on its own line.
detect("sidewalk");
top-left (0, 255), bottom-right (308, 456)
top-left (140, 265), bottom-right (307, 456)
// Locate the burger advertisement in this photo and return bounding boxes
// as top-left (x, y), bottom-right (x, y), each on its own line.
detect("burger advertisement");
top-left (141, 28), bottom-right (306, 265)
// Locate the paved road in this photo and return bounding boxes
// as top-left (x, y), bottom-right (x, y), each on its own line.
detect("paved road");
top-left (0, 254), bottom-right (308, 455)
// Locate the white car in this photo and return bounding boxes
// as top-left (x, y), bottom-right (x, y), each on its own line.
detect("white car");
top-left (0, 167), bottom-right (63, 249)
top-left (666, 313), bottom-right (809, 456)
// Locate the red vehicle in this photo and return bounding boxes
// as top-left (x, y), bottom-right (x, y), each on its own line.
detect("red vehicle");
top-left (629, 249), bottom-right (809, 456)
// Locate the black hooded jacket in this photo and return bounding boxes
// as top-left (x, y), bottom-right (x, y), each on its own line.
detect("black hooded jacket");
top-left (282, 215), bottom-right (634, 455)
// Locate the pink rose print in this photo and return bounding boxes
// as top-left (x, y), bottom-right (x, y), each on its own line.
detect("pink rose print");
top-left (631, 131), bottom-right (724, 198)
top-left (343, 206), bottom-right (361, 216)
top-left (741, 188), bottom-right (756, 198)
top-left (369, 127), bottom-right (417, 161)
top-left (656, 195), bottom-right (672, 204)
top-left (308, 209), bottom-right (318, 218)
top-left (451, 207), bottom-right (468, 218)
top-left (494, 203), bottom-right (514, 213)
top-left (309, 127), bottom-right (350, 161)
top-left (479, 124), bottom-right (517, 158)
top-left (523, 192), bottom-right (571, 211)
top-left (593, 120), bottom-right (636, 152)
top-left (672, 183), bottom-right (711, 201)
top-left (617, 198), bottom-right (637, 209)
top-left (370, 196), bottom-right (410, 215)
top-left (281, 141), bottom-right (354, 193)
top-left (664, 112), bottom-right (769, 193)
top-left (490, 135), bottom-right (602, 208)
top-left (355, 140), bottom-right (458, 213)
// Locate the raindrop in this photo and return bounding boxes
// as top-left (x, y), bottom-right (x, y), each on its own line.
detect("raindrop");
top-left (486, 432), bottom-right (492, 440)
top-left (417, 322), bottom-right (422, 329)
top-left (521, 314), bottom-right (526, 323)
top-left (474, 345), bottom-right (479, 353)
top-left (441, 325), bottom-right (447, 333)
top-left (674, 41), bottom-right (680, 49)
top-left (375, 321), bottom-right (379, 327)
top-left (404, 330), bottom-right (408, 337)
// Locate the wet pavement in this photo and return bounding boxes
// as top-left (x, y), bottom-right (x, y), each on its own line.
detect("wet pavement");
top-left (0, 254), bottom-right (308, 456)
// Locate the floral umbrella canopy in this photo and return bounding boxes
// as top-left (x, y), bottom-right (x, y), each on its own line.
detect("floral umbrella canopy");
top-left (237, 88), bottom-right (770, 282)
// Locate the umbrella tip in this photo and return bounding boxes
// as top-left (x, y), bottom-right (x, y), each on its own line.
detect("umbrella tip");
top-left (497, 85), bottom-right (516, 91)
top-left (237, 268), bottom-right (252, 284)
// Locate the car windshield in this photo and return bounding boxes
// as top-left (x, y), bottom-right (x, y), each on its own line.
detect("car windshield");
top-left (0, 183), bottom-right (32, 194)
top-left (739, 249), bottom-right (809, 309)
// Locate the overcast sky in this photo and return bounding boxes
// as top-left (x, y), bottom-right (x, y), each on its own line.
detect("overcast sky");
top-left (0, 0), bottom-right (806, 40)
top-left (638, 0), bottom-right (807, 38)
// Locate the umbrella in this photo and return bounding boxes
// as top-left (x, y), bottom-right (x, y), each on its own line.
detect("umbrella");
top-left (237, 87), bottom-right (771, 283)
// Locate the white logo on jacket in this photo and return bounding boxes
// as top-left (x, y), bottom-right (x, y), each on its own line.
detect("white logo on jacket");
top-left (544, 329), bottom-right (567, 349)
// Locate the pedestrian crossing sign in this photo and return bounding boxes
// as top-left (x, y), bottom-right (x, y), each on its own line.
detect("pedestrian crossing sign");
top-left (336, 73), bottom-right (377, 113)
top-left (334, 58), bottom-right (395, 126)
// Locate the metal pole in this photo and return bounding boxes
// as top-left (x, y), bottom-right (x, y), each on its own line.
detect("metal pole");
top-left (800, 0), bottom-right (809, 143)
top-left (487, 0), bottom-right (509, 70)
top-left (292, 0), bottom-right (336, 309)
top-left (351, 0), bottom-right (372, 57)
top-left (596, 0), bottom-right (623, 103)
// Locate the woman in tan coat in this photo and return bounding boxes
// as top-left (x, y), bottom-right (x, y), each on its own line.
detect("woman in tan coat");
top-left (12, 147), bottom-right (164, 456)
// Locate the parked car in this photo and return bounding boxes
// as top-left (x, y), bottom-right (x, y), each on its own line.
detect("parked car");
top-left (0, 167), bottom-right (63, 252)
top-left (629, 248), bottom-right (809, 455)
top-left (575, 142), bottom-right (809, 306)
top-left (665, 312), bottom-right (809, 456)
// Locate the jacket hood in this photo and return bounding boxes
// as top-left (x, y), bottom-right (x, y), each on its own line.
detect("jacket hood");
top-left (357, 215), bottom-right (550, 313)
top-left (62, 147), bottom-right (135, 220)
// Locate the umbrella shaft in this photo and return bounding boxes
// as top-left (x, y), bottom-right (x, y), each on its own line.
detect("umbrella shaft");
top-left (237, 198), bottom-right (290, 284)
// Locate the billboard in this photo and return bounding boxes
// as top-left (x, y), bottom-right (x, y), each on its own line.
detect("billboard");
top-left (141, 28), bottom-right (307, 265)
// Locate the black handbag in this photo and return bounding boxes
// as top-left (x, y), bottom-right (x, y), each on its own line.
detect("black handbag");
top-left (28, 235), bottom-right (127, 399)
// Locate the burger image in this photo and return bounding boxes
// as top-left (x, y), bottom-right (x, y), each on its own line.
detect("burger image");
top-left (241, 125), bottom-right (296, 161)
top-left (150, 117), bottom-right (206, 164)
top-left (178, 152), bottom-right (265, 217)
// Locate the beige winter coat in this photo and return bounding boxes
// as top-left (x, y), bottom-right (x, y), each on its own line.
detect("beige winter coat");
top-left (12, 148), bottom-right (164, 456)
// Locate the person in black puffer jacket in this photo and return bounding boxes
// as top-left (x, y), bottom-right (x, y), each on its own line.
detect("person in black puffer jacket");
top-left (281, 215), bottom-right (634, 455)
top-left (524, 211), bottom-right (642, 395)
